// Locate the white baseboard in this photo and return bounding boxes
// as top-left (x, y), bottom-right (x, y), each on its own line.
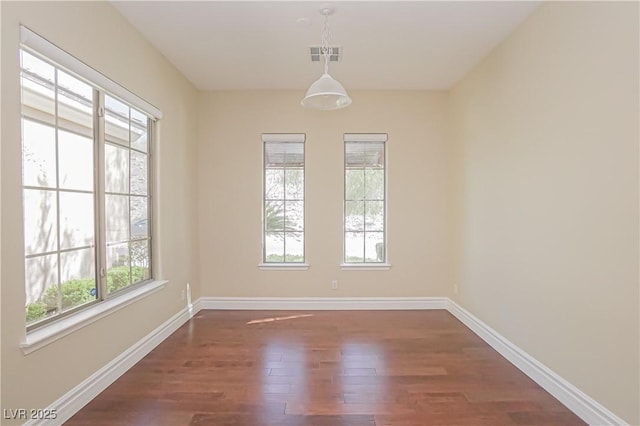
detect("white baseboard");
top-left (31, 296), bottom-right (626, 426)
top-left (446, 299), bottom-right (627, 426)
top-left (26, 303), bottom-right (198, 426)
top-left (199, 296), bottom-right (449, 310)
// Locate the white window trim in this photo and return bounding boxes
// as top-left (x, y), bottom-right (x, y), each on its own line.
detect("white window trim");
top-left (262, 133), bottom-right (305, 143)
top-left (20, 31), bottom-right (161, 333)
top-left (344, 133), bottom-right (388, 143)
top-left (261, 133), bottom-right (307, 266)
top-left (259, 263), bottom-right (310, 271)
top-left (341, 263), bottom-right (392, 271)
top-left (20, 26), bottom-right (162, 120)
top-left (343, 133), bottom-right (389, 266)
top-left (21, 280), bottom-right (167, 355)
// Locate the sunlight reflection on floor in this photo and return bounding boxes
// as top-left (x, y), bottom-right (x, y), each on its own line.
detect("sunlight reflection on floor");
top-left (246, 314), bottom-right (314, 325)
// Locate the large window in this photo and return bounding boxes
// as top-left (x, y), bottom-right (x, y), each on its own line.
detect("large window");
top-left (344, 134), bottom-right (387, 264)
top-left (20, 30), bottom-right (159, 329)
top-left (262, 134), bottom-right (305, 264)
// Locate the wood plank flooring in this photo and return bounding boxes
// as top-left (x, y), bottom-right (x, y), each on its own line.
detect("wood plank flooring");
top-left (66, 310), bottom-right (586, 425)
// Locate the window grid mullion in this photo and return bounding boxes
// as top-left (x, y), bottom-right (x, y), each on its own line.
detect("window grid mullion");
top-left (262, 145), bottom-right (266, 263)
top-left (363, 167), bottom-right (367, 260)
top-left (146, 119), bottom-right (153, 280)
top-left (382, 147), bottom-right (387, 263)
top-left (343, 144), bottom-right (346, 263)
top-left (25, 245), bottom-right (95, 259)
top-left (128, 107), bottom-right (133, 288)
top-left (54, 68), bottom-right (63, 314)
top-left (96, 91), bottom-right (108, 301)
top-left (302, 143), bottom-right (305, 262)
top-left (283, 166), bottom-right (287, 261)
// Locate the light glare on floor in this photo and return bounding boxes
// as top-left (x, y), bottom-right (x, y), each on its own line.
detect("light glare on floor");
top-left (246, 314), bottom-right (314, 325)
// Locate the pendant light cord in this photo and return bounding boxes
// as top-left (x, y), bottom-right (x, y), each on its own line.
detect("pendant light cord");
top-left (322, 11), bottom-right (331, 74)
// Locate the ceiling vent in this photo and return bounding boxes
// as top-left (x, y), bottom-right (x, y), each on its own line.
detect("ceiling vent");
top-left (309, 46), bottom-right (341, 62)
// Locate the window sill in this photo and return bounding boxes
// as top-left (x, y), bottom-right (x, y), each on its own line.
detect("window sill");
top-left (21, 280), bottom-right (167, 355)
top-left (259, 263), bottom-right (310, 271)
top-left (340, 263), bottom-right (392, 271)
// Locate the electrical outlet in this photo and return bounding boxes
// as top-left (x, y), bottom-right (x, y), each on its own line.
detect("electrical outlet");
top-left (331, 280), bottom-right (338, 290)
top-left (453, 284), bottom-right (459, 295)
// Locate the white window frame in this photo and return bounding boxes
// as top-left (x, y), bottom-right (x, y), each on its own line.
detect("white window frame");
top-left (342, 133), bottom-right (391, 270)
top-left (259, 133), bottom-right (309, 270)
top-left (20, 27), bottom-right (162, 119)
top-left (19, 27), bottom-right (166, 352)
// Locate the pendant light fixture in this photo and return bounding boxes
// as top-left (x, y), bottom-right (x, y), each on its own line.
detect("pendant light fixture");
top-left (301, 8), bottom-right (352, 110)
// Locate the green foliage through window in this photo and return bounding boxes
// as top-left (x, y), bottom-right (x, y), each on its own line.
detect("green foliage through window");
top-left (25, 266), bottom-right (147, 324)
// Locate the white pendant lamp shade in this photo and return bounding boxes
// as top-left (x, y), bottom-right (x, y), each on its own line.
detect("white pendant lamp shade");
top-left (301, 8), bottom-right (351, 111)
top-left (301, 73), bottom-right (352, 110)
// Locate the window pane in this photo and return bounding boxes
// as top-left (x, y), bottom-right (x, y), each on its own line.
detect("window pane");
top-left (130, 151), bottom-right (148, 195)
top-left (345, 232), bottom-right (364, 263)
top-left (58, 130), bottom-right (93, 191)
top-left (345, 201), bottom-right (364, 231)
top-left (131, 218), bottom-right (148, 240)
top-left (265, 169), bottom-right (284, 199)
top-left (365, 201), bottom-right (384, 231)
top-left (106, 195), bottom-right (129, 242)
top-left (265, 201), bottom-right (285, 232)
top-left (265, 142), bottom-right (303, 167)
top-left (105, 95), bottom-right (129, 117)
top-left (23, 189), bottom-right (57, 255)
top-left (60, 248), bottom-right (95, 282)
top-left (58, 70), bottom-right (92, 100)
top-left (285, 169), bottom-right (303, 200)
top-left (105, 96), bottom-right (130, 146)
top-left (345, 169), bottom-right (364, 200)
top-left (365, 232), bottom-right (385, 263)
top-left (105, 143), bottom-right (129, 194)
top-left (21, 51), bottom-right (56, 123)
top-left (346, 142), bottom-right (384, 167)
top-left (21, 51), bottom-right (55, 83)
top-left (130, 196), bottom-right (148, 239)
top-left (131, 240), bottom-right (150, 281)
top-left (25, 254), bottom-right (59, 323)
top-left (59, 192), bottom-right (94, 250)
top-left (21, 77), bottom-right (55, 125)
top-left (107, 243), bottom-right (130, 293)
top-left (22, 119), bottom-right (56, 188)
top-left (365, 169), bottom-right (384, 200)
top-left (285, 201), bottom-right (304, 231)
top-left (130, 109), bottom-right (148, 152)
top-left (59, 248), bottom-right (96, 311)
top-left (265, 233), bottom-right (284, 262)
top-left (285, 232), bottom-right (304, 262)
top-left (365, 143), bottom-right (385, 167)
top-left (25, 254), bottom-right (58, 305)
top-left (57, 71), bottom-right (93, 135)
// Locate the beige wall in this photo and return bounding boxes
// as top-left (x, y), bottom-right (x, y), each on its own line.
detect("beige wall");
top-left (2, 1), bottom-right (637, 423)
top-left (197, 91), bottom-right (453, 298)
top-left (1, 1), bottom-right (199, 418)
top-left (449, 2), bottom-right (639, 423)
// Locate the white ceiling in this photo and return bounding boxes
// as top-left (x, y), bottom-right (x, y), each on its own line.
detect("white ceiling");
top-left (112, 1), bottom-right (540, 91)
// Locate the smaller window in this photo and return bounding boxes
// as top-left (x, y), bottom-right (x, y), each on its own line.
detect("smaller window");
top-left (344, 134), bottom-right (387, 264)
top-left (262, 134), bottom-right (305, 264)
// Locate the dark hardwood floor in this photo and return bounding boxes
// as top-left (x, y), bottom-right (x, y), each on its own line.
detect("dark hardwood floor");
top-left (66, 310), bottom-right (586, 425)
